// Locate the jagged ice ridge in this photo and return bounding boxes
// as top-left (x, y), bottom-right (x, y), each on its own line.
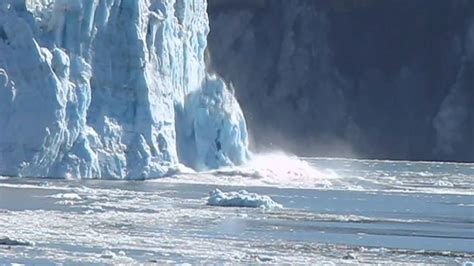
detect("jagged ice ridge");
top-left (0, 0), bottom-right (249, 179)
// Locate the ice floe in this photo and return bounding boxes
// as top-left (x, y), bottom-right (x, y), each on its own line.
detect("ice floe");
top-left (207, 188), bottom-right (282, 209)
top-left (0, 237), bottom-right (32, 246)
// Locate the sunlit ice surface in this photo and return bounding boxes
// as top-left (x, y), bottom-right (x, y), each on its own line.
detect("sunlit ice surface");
top-left (0, 155), bottom-right (473, 264)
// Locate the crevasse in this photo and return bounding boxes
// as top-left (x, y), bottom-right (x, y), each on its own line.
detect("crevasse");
top-left (0, 0), bottom-right (249, 179)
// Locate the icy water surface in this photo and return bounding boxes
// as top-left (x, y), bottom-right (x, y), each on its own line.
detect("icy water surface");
top-left (0, 157), bottom-right (473, 264)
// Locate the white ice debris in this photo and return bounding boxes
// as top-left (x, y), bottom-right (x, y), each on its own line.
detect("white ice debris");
top-left (48, 193), bottom-right (82, 200)
top-left (207, 188), bottom-right (282, 209)
top-left (99, 250), bottom-right (117, 259)
top-left (434, 180), bottom-right (454, 187)
top-left (0, 0), bottom-right (249, 179)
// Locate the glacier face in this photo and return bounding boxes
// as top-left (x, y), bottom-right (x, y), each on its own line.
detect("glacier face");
top-left (0, 0), bottom-right (249, 179)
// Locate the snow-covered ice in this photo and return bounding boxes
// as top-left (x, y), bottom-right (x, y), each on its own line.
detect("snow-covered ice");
top-left (0, 0), bottom-right (249, 179)
top-left (207, 188), bottom-right (282, 209)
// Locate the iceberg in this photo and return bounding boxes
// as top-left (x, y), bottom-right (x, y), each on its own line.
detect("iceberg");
top-left (207, 188), bottom-right (283, 209)
top-left (0, 0), bottom-right (249, 179)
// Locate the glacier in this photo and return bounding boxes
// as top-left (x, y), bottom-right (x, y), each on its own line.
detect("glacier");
top-left (0, 0), bottom-right (249, 179)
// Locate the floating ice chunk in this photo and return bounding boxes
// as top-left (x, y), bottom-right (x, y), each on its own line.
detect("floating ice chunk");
top-left (99, 250), bottom-right (117, 259)
top-left (417, 171), bottom-right (434, 177)
top-left (0, 68), bottom-right (8, 87)
top-left (256, 255), bottom-right (274, 262)
top-left (0, 237), bottom-right (32, 246)
top-left (48, 193), bottom-right (82, 200)
top-left (98, 249), bottom-right (134, 263)
top-left (207, 189), bottom-right (282, 209)
top-left (434, 180), bottom-right (454, 187)
top-left (342, 253), bottom-right (357, 260)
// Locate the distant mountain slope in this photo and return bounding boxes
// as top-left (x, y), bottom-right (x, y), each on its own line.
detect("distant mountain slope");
top-left (207, 0), bottom-right (474, 161)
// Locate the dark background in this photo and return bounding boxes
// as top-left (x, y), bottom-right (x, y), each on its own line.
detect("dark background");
top-left (206, 0), bottom-right (474, 162)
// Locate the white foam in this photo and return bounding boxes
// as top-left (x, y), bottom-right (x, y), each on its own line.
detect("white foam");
top-left (157, 152), bottom-right (337, 189)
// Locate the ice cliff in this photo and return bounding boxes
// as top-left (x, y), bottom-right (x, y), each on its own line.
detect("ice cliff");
top-left (0, 0), bottom-right (249, 179)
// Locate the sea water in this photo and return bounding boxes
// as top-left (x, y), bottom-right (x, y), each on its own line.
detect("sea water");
top-left (0, 156), bottom-right (472, 264)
